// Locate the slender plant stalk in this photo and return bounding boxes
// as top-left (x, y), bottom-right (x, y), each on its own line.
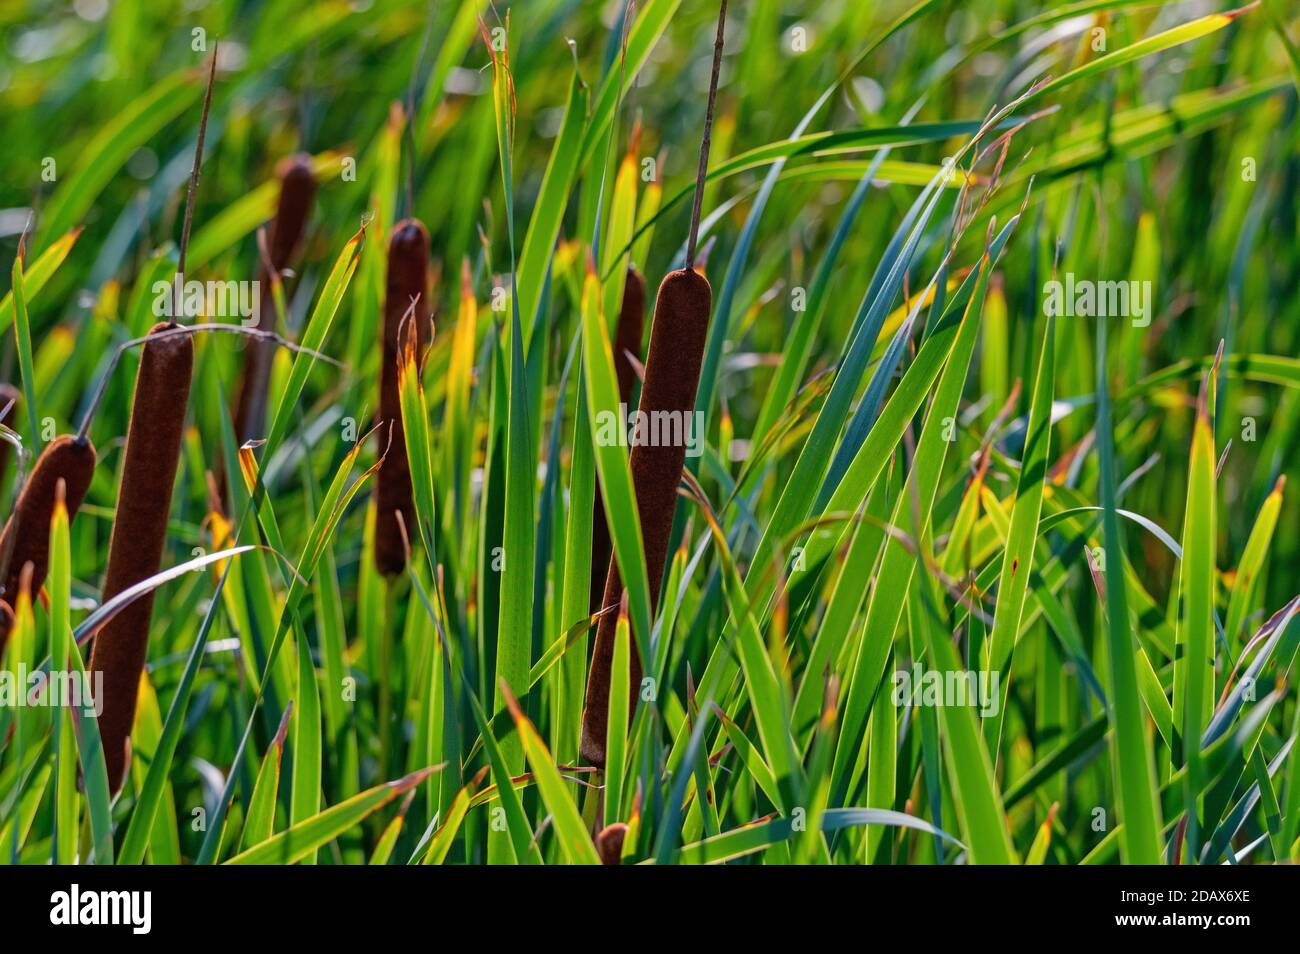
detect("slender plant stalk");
top-left (88, 322), bottom-right (193, 792)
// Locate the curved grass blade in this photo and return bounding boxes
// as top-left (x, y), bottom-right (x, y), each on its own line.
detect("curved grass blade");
top-left (673, 807), bottom-right (963, 865)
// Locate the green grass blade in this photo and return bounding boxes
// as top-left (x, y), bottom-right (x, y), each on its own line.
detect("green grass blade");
top-left (225, 767), bottom-right (439, 865)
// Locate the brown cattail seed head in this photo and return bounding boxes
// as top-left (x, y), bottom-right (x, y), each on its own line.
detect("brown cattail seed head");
top-left (264, 154), bottom-right (316, 270)
top-left (589, 266), bottom-right (647, 615)
top-left (597, 822), bottom-right (628, 865)
top-left (231, 154), bottom-right (317, 445)
top-left (581, 267), bottom-right (712, 767)
top-left (0, 435), bottom-right (96, 653)
top-left (374, 218), bottom-right (432, 577)
top-left (90, 321), bottom-right (193, 793)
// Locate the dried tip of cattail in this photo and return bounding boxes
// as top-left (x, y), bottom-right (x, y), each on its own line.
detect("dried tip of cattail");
top-left (374, 218), bottom-right (432, 577)
top-left (596, 822), bottom-right (628, 866)
top-left (266, 154), bottom-right (317, 271)
top-left (580, 265), bottom-right (713, 767)
top-left (91, 320), bottom-right (193, 794)
top-left (0, 435), bottom-right (97, 652)
top-left (278, 152), bottom-right (316, 187)
top-left (229, 155), bottom-right (317, 452)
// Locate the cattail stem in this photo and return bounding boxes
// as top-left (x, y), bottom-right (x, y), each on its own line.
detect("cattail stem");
top-left (580, 267), bottom-right (712, 767)
top-left (374, 219), bottom-right (432, 577)
top-left (0, 435), bottom-right (96, 654)
top-left (231, 155), bottom-right (317, 443)
top-left (589, 266), bottom-right (646, 615)
top-left (88, 322), bottom-right (193, 792)
top-left (685, 0), bottom-right (729, 269)
top-left (175, 44), bottom-right (219, 287)
top-left (76, 323), bottom-right (341, 445)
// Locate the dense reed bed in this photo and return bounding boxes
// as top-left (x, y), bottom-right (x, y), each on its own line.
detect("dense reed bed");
top-left (1, 0), bottom-right (1298, 867)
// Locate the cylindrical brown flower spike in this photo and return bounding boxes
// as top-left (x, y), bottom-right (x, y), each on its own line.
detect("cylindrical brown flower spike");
top-left (89, 322), bottom-right (193, 793)
top-left (0, 383), bottom-right (20, 492)
top-left (580, 267), bottom-right (712, 767)
top-left (374, 219), bottom-right (432, 577)
top-left (0, 435), bottom-right (96, 654)
top-left (589, 266), bottom-right (646, 615)
top-left (231, 154), bottom-right (317, 444)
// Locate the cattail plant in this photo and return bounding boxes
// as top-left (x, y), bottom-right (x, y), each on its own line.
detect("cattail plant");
top-left (88, 322), bottom-right (193, 791)
top-left (231, 154), bottom-right (317, 443)
top-left (374, 218), bottom-right (432, 577)
top-left (580, 268), bottom-right (711, 765)
top-left (0, 435), bottom-right (96, 653)
top-left (588, 266), bottom-right (646, 614)
top-left (580, 1), bottom-right (727, 769)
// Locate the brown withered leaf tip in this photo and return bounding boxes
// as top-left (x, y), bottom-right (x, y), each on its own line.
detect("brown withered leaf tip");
top-left (589, 266), bottom-right (647, 616)
top-left (581, 267), bottom-right (712, 767)
top-left (0, 435), bottom-right (97, 655)
top-left (89, 321), bottom-right (193, 794)
top-left (232, 154), bottom-right (318, 446)
top-left (374, 218), bottom-right (432, 578)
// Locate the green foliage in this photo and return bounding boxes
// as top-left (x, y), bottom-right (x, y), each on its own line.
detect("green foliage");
top-left (1, 0), bottom-right (1298, 865)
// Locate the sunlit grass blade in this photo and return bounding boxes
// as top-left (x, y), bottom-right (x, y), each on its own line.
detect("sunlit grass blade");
top-left (1172, 395), bottom-right (1216, 856)
top-left (225, 767), bottom-right (440, 865)
top-left (500, 681), bottom-right (601, 865)
top-left (982, 313), bottom-right (1054, 753)
top-left (1094, 317), bottom-right (1165, 864)
top-left (241, 704), bottom-right (291, 852)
